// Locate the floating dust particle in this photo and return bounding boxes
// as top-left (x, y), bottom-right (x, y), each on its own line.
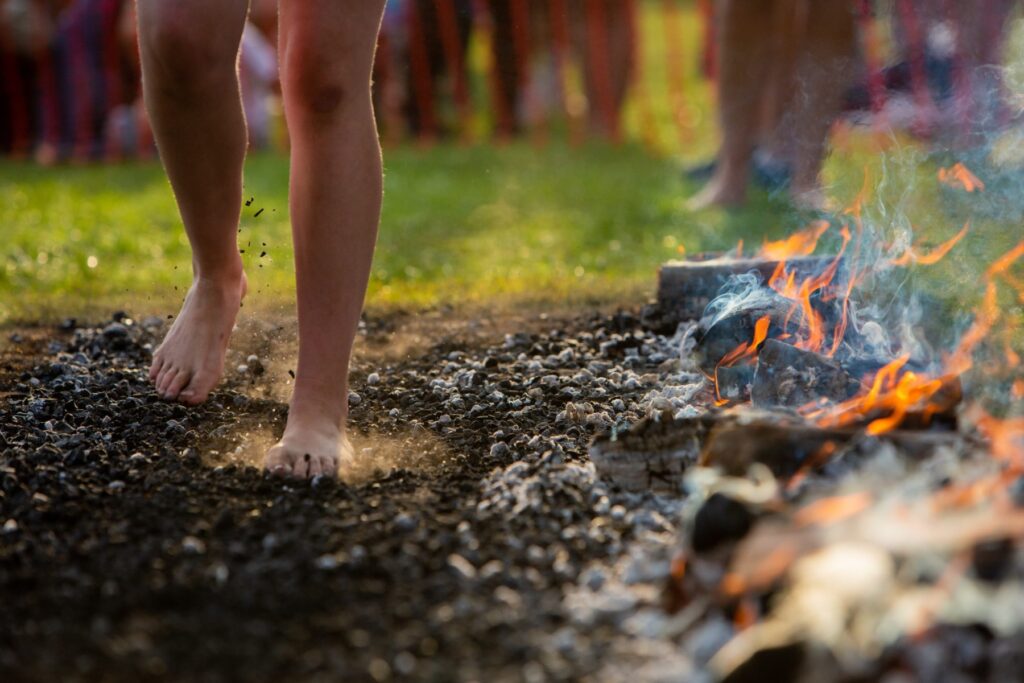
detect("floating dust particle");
top-left (206, 426), bottom-right (451, 484)
top-left (342, 429), bottom-right (453, 485)
top-left (260, 252), bottom-right (266, 258)
top-left (288, 370), bottom-right (295, 378)
top-left (254, 208), bottom-right (264, 218)
top-left (245, 197), bottom-right (253, 206)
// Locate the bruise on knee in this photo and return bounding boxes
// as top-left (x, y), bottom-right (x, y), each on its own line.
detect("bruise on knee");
top-left (307, 84), bottom-right (346, 116)
top-left (282, 40), bottom-right (369, 120)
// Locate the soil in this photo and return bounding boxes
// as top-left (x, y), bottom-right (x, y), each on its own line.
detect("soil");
top-left (8, 306), bottom-right (1019, 683)
top-left (0, 307), bottom-right (686, 683)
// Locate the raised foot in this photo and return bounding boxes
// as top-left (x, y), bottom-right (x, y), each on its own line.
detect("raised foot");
top-left (264, 419), bottom-right (352, 480)
top-left (149, 271), bottom-right (247, 405)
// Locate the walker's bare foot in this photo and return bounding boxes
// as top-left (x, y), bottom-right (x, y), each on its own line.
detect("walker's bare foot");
top-left (149, 270), bottom-right (247, 405)
top-left (687, 173), bottom-right (747, 210)
top-left (264, 417), bottom-right (351, 479)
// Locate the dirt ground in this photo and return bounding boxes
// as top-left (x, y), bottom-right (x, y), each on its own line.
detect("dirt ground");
top-left (1, 305), bottom-right (681, 683)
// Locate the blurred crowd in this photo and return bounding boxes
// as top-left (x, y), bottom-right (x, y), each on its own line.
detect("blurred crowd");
top-left (0, 0), bottom-right (279, 161)
top-left (0, 0), bottom-right (637, 162)
top-left (693, 0), bottom-right (1023, 209)
top-left (1, 0), bottom-right (1022, 206)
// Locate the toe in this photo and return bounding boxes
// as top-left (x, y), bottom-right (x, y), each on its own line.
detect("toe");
top-left (149, 355), bottom-right (165, 381)
top-left (180, 370), bottom-right (216, 405)
top-left (304, 453), bottom-right (324, 479)
top-left (264, 445), bottom-right (294, 478)
top-left (178, 389), bottom-right (203, 406)
top-left (317, 453), bottom-right (340, 479)
top-left (156, 366), bottom-right (177, 397)
top-left (165, 369), bottom-right (193, 401)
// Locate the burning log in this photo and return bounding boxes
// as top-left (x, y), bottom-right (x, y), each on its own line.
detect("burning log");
top-left (698, 412), bottom-right (846, 479)
top-left (590, 409), bottom-right (970, 490)
top-left (751, 339), bottom-right (861, 408)
top-left (701, 417), bottom-right (969, 478)
top-left (696, 288), bottom-right (799, 372)
top-left (657, 254), bottom-right (840, 324)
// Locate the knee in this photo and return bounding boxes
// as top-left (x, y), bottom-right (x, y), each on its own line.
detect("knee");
top-left (281, 43), bottom-right (368, 120)
top-left (140, 8), bottom-right (237, 92)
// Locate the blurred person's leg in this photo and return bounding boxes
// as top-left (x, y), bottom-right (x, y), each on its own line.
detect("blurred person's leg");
top-left (263, 0), bottom-right (385, 478)
top-left (689, 0), bottom-right (776, 208)
top-left (949, 0), bottom-right (1019, 137)
top-left (138, 0), bottom-right (250, 403)
top-left (752, 0), bottom-right (801, 187)
top-left (603, 1), bottom-right (633, 133)
top-left (787, 0), bottom-right (855, 208)
top-left (579, 0), bottom-right (632, 139)
top-left (404, 0), bottom-right (439, 138)
top-left (490, 0), bottom-right (522, 136)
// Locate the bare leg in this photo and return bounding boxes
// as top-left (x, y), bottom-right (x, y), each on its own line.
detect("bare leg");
top-left (950, 0), bottom-right (1019, 138)
top-left (138, 0), bottom-right (250, 404)
top-left (787, 0), bottom-right (855, 208)
top-left (757, 0), bottom-right (801, 169)
top-left (264, 0), bottom-right (386, 478)
top-left (689, 0), bottom-right (776, 209)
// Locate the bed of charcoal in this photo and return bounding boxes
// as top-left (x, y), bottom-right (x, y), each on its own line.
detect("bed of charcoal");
top-left (2, 309), bottom-right (1023, 682)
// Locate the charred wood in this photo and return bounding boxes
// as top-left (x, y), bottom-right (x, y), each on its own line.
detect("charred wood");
top-left (751, 339), bottom-right (861, 408)
top-left (657, 255), bottom-right (840, 324)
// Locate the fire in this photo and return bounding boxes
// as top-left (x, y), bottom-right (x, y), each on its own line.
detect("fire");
top-left (891, 222), bottom-right (970, 267)
top-left (712, 197), bottom-right (1019, 447)
top-left (937, 162), bottom-right (985, 192)
top-left (793, 491), bottom-right (873, 527)
top-left (718, 315), bottom-right (771, 368)
top-left (719, 543), bottom-right (798, 598)
top-left (759, 220), bottom-right (830, 260)
top-left (988, 240), bottom-right (1024, 278)
top-left (975, 413), bottom-right (1024, 465)
top-left (804, 241), bottom-right (1024, 436)
top-left (768, 226), bottom-right (851, 355)
top-left (713, 315), bottom-right (771, 406)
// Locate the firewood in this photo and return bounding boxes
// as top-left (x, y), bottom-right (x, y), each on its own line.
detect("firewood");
top-left (751, 339), bottom-right (861, 408)
top-left (657, 255), bottom-right (840, 324)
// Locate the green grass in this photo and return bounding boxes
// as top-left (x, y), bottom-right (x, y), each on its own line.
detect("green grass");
top-left (4, 138), bottom-right (1019, 325)
top-left (0, 143), bottom-right (787, 322)
top-left (1, 1), bottom-right (1022, 325)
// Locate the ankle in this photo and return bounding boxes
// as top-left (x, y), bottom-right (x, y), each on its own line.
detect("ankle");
top-left (288, 390), bottom-right (346, 433)
top-left (192, 262), bottom-right (246, 289)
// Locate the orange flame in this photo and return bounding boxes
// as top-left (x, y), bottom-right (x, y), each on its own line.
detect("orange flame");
top-left (829, 225), bottom-right (863, 357)
top-left (975, 413), bottom-right (1024, 465)
top-left (759, 220), bottom-right (830, 260)
top-left (718, 315), bottom-right (771, 368)
top-left (793, 491), bottom-right (873, 527)
top-left (712, 315), bottom-right (771, 405)
top-left (776, 227), bottom-right (850, 354)
top-left (891, 222), bottom-right (970, 267)
top-left (938, 162), bottom-right (985, 192)
top-left (805, 242), bottom-right (1024, 435)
